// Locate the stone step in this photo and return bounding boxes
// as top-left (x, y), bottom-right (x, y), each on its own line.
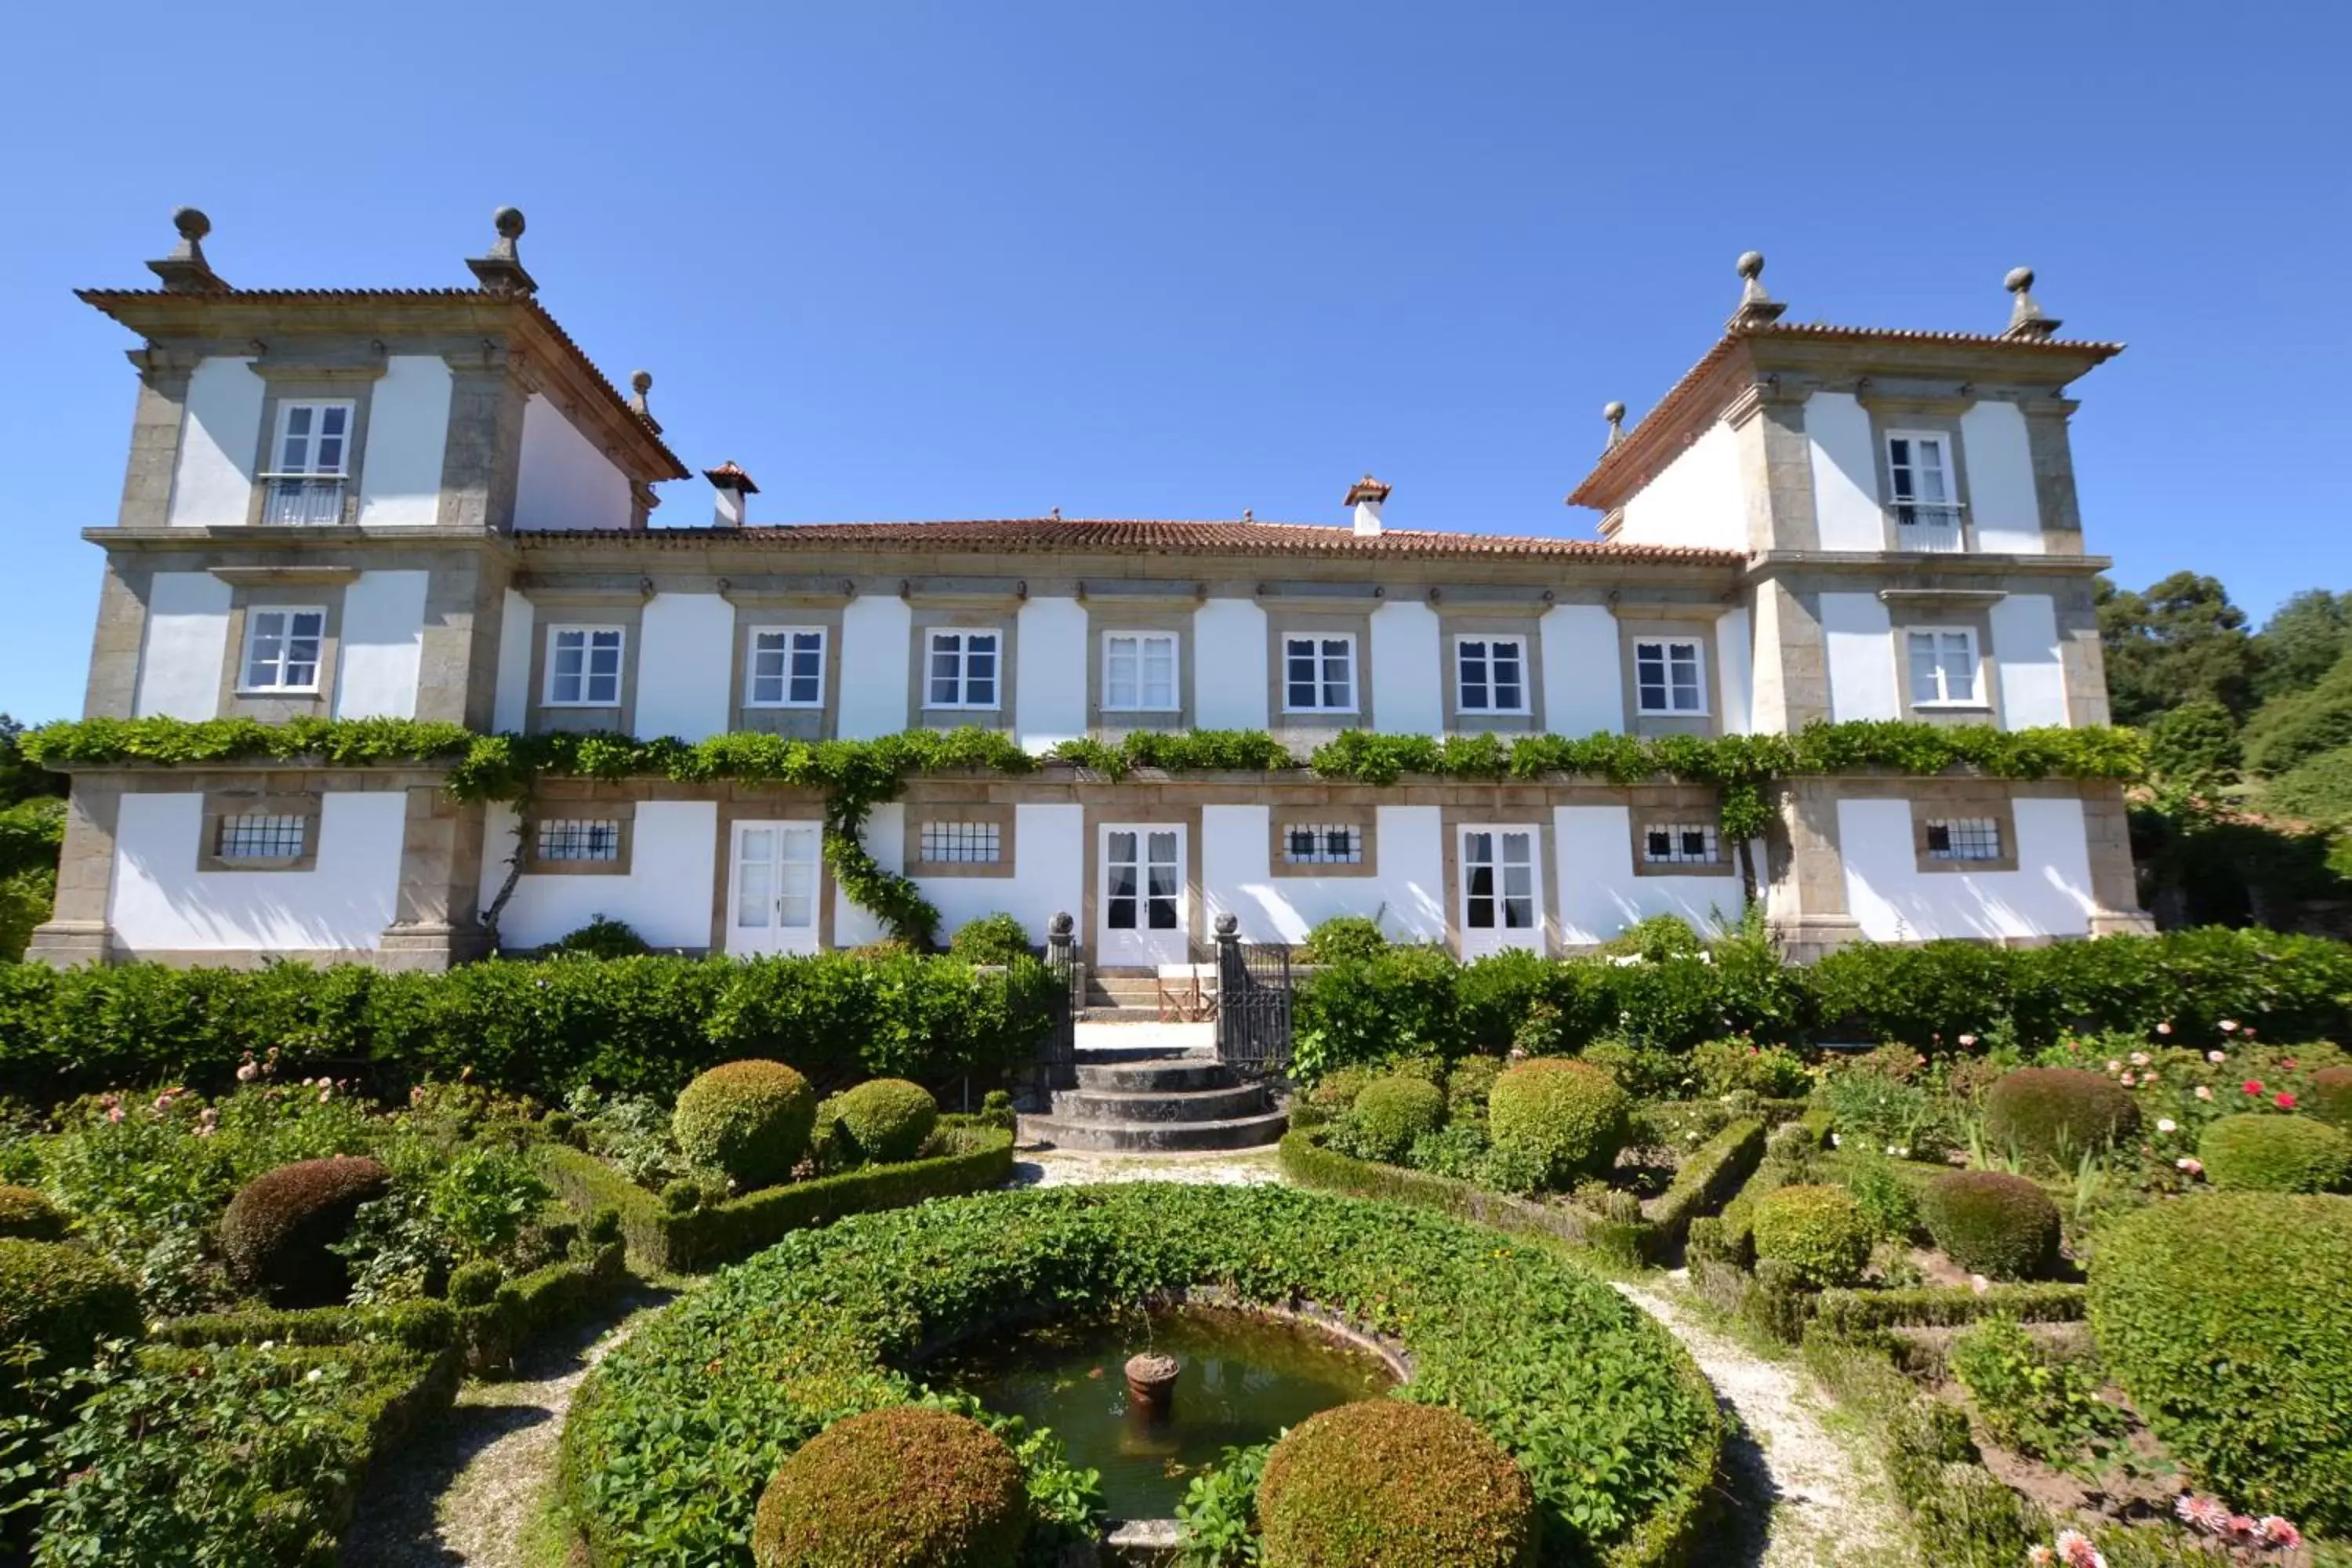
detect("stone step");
top-left (1076, 1058), bottom-right (1232, 1093)
top-left (1051, 1082), bottom-right (1266, 1123)
top-left (1020, 1108), bottom-right (1289, 1153)
top-left (1073, 1021), bottom-right (1216, 1058)
top-left (1077, 1005), bottom-right (1166, 1024)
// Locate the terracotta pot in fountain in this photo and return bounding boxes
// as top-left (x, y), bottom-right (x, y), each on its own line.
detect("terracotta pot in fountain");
top-left (1124, 1352), bottom-right (1180, 1413)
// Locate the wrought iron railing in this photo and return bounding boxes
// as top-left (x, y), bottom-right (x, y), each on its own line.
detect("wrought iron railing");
top-left (1889, 500), bottom-right (1966, 550)
top-left (261, 476), bottom-right (347, 526)
top-left (1213, 915), bottom-right (1294, 1079)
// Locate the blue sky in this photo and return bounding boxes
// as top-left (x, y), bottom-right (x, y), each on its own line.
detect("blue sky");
top-left (2, 1), bottom-right (2345, 724)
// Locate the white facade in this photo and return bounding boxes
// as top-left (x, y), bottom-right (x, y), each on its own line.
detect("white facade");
top-left (1838, 797), bottom-right (2096, 942)
top-left (167, 358), bottom-right (263, 528)
top-left (111, 791), bottom-right (406, 953)
top-left (514, 392), bottom-right (633, 532)
top-left (354, 357), bottom-right (453, 528)
top-left (1615, 418), bottom-right (1744, 549)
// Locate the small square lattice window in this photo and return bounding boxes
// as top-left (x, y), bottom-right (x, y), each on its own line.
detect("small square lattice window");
top-left (1925, 817), bottom-right (2002, 861)
top-left (216, 814), bottom-right (308, 861)
top-left (536, 818), bottom-right (623, 862)
top-left (1281, 824), bottom-right (1363, 866)
top-left (920, 822), bottom-right (1001, 864)
top-left (1642, 823), bottom-right (1719, 865)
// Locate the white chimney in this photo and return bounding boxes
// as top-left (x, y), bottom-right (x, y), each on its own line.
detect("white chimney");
top-left (702, 461), bottom-right (759, 529)
top-left (1345, 474), bottom-right (1391, 538)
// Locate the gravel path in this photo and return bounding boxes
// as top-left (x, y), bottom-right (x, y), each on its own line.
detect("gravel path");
top-left (1010, 1142), bottom-right (1286, 1188)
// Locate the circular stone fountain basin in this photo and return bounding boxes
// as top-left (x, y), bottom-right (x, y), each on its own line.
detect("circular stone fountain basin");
top-left (930, 1304), bottom-right (1396, 1520)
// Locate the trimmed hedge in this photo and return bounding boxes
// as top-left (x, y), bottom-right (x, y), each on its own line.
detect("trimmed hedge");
top-left (2197, 1112), bottom-right (2352, 1192)
top-left (0, 1239), bottom-right (140, 1390)
top-left (1751, 1185), bottom-right (1873, 1289)
top-left (1919, 1171), bottom-right (2061, 1280)
top-left (1487, 1059), bottom-right (1629, 1188)
top-left (1348, 1076), bottom-right (1447, 1163)
top-left (2089, 1192), bottom-right (2352, 1533)
top-left (538, 1127), bottom-right (1016, 1273)
top-left (0, 1184), bottom-right (67, 1242)
top-left (153, 1297), bottom-right (460, 1354)
top-left (1981, 1068), bottom-right (2137, 1162)
top-left (673, 1060), bottom-right (818, 1189)
top-left (822, 1078), bottom-right (940, 1166)
top-left (220, 1155), bottom-right (391, 1308)
top-left (2310, 1064), bottom-right (2352, 1130)
top-left (750, 1406), bottom-right (1029, 1567)
top-left (1258, 1400), bottom-right (1535, 1568)
top-left (1809, 1283), bottom-right (2086, 1335)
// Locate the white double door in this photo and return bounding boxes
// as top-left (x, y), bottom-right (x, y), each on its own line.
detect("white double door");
top-left (727, 820), bottom-right (823, 956)
top-left (1098, 822), bottom-right (1187, 967)
top-left (1458, 823), bottom-right (1544, 957)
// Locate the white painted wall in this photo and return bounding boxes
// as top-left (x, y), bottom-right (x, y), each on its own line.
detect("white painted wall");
top-left (1015, 597), bottom-right (1088, 751)
top-left (924, 804), bottom-right (1086, 946)
top-left (1959, 400), bottom-right (2044, 555)
top-left (1822, 592), bottom-right (1900, 721)
top-left (636, 593), bottom-right (733, 740)
top-left (1991, 593), bottom-right (2069, 729)
top-left (354, 357), bottom-right (452, 528)
top-left (1201, 804), bottom-right (1447, 945)
top-left (492, 590), bottom-right (535, 732)
top-left (333, 570), bottom-right (428, 719)
top-left (1839, 796), bottom-right (2095, 942)
top-left (111, 790), bottom-right (405, 952)
top-left (1715, 606), bottom-right (1753, 734)
top-left (135, 572), bottom-right (232, 718)
top-left (480, 799), bottom-right (719, 949)
top-left (837, 596), bottom-right (912, 739)
top-left (513, 394), bottom-right (631, 532)
top-left (832, 801), bottom-right (902, 949)
top-left (1806, 391), bottom-right (1883, 552)
top-left (1617, 419), bottom-right (1744, 549)
top-left (168, 358), bottom-right (263, 528)
top-left (1542, 604), bottom-right (1622, 735)
top-left (1370, 601), bottom-right (1442, 734)
top-left (1194, 599), bottom-right (1269, 731)
top-left (1555, 805), bottom-right (1746, 945)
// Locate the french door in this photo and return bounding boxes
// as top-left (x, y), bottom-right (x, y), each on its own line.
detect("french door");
top-left (727, 820), bottom-right (822, 956)
top-left (1098, 823), bottom-right (1187, 966)
top-left (1458, 825), bottom-right (1544, 957)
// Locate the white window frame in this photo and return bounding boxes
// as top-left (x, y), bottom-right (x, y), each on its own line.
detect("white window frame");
top-left (1101, 630), bottom-right (1180, 713)
top-left (263, 400), bottom-right (356, 481)
top-left (239, 605), bottom-right (328, 692)
top-left (926, 629), bottom-right (1004, 711)
top-left (1924, 816), bottom-right (2003, 862)
top-left (918, 820), bottom-right (1004, 866)
top-left (544, 625), bottom-right (626, 707)
top-left (1281, 633), bottom-right (1359, 714)
top-left (535, 818), bottom-right (625, 863)
top-left (746, 626), bottom-right (828, 709)
top-left (1905, 626), bottom-right (1984, 708)
top-left (215, 813), bottom-right (311, 862)
top-left (1885, 429), bottom-right (1962, 525)
top-left (1632, 637), bottom-right (1708, 716)
top-left (1453, 634), bottom-right (1530, 715)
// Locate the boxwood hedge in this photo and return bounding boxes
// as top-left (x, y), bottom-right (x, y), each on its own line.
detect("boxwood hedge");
top-left (558, 1184), bottom-right (1719, 1567)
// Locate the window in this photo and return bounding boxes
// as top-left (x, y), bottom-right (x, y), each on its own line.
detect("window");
top-left (1924, 817), bottom-right (2002, 862)
top-left (1633, 638), bottom-right (1705, 714)
top-left (1102, 632), bottom-right (1178, 712)
top-left (1455, 636), bottom-right (1528, 713)
top-left (216, 813), bottom-right (308, 862)
top-left (262, 401), bottom-right (354, 525)
top-left (1281, 823), bottom-right (1363, 866)
top-left (1642, 823), bottom-right (1720, 866)
top-left (1906, 628), bottom-right (1981, 706)
top-left (919, 821), bottom-right (1001, 865)
top-left (749, 628), bottom-right (826, 707)
top-left (1886, 431), bottom-right (1962, 535)
top-left (536, 818), bottom-right (623, 862)
top-left (927, 630), bottom-right (1001, 709)
top-left (1283, 634), bottom-right (1356, 713)
top-left (546, 626), bottom-right (625, 706)
top-left (1461, 829), bottom-right (1537, 931)
top-left (241, 607), bottom-right (327, 691)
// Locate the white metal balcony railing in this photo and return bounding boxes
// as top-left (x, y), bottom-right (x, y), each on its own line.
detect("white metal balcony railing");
top-left (260, 475), bottom-right (347, 526)
top-left (1889, 500), bottom-right (1967, 552)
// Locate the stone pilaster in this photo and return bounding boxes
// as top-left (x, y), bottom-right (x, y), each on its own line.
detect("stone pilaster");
top-left (81, 561), bottom-right (147, 720)
top-left (1728, 383), bottom-right (1820, 554)
top-left (2022, 398), bottom-right (2087, 556)
top-left (114, 350), bottom-right (196, 530)
top-left (2054, 582), bottom-right (2111, 727)
top-left (1764, 777), bottom-right (1861, 961)
top-left (2080, 782), bottom-right (2156, 936)
top-left (25, 783), bottom-right (121, 968)
top-left (1749, 579), bottom-right (1831, 732)
top-left (376, 785), bottom-right (492, 971)
top-left (436, 348), bottom-right (532, 534)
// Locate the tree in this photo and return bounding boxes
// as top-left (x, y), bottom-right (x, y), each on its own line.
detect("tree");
top-left (2243, 648), bottom-right (2352, 779)
top-left (2252, 590), bottom-right (2352, 702)
top-left (2096, 573), bottom-right (2259, 727)
top-left (2144, 699), bottom-right (2241, 792)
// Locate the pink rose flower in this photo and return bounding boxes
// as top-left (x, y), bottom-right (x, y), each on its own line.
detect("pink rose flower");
top-left (2259, 1516), bottom-right (2303, 1548)
top-left (2156, 1021), bottom-right (2172, 1035)
top-left (2107, 1059), bottom-right (2123, 1073)
top-left (2276, 1091), bottom-right (2297, 1110)
top-left (2209, 1050), bottom-right (2228, 1063)
top-left (2220, 1019), bottom-right (2239, 1033)
top-left (2243, 1080), bottom-right (2264, 1095)
top-left (2176, 1157), bottom-right (2204, 1176)
top-left (2130, 1052), bottom-right (2151, 1066)
top-left (1958, 1033), bottom-right (1977, 1047)
top-left (2119, 1072), bottom-right (2136, 1087)
top-left (2196, 1085), bottom-right (2213, 1101)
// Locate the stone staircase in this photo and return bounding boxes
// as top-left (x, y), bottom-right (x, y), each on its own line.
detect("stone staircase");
top-left (1022, 1034), bottom-right (1288, 1153)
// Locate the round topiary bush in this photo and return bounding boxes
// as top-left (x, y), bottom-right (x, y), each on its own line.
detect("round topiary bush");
top-left (2309, 1065), bottom-right (2352, 1131)
top-left (750, 1406), bottom-right (1027, 1568)
top-left (1486, 1058), bottom-right (1631, 1188)
top-left (2198, 1113), bottom-right (2352, 1193)
top-left (1918, 1170), bottom-right (2061, 1279)
top-left (1750, 1184), bottom-right (1874, 1288)
top-left (947, 913), bottom-right (1032, 967)
top-left (0, 1185), bottom-right (68, 1242)
top-left (219, 1155), bottom-right (391, 1307)
top-left (1981, 1068), bottom-right (2137, 1162)
top-left (1258, 1400), bottom-right (1535, 1568)
top-left (825, 1079), bottom-right (940, 1165)
top-left (2089, 1192), bottom-right (2352, 1533)
top-left (0, 1238), bottom-right (140, 1388)
top-left (673, 1060), bottom-right (818, 1190)
top-left (1348, 1076), bottom-right (1446, 1164)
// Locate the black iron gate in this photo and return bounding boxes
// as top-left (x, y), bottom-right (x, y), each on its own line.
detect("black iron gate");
top-left (1214, 913), bottom-right (1293, 1078)
top-left (1033, 912), bottom-right (1083, 1102)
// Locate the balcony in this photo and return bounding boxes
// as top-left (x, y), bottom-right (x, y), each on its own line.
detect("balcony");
top-left (1888, 500), bottom-right (1967, 554)
top-left (260, 475), bottom-right (347, 526)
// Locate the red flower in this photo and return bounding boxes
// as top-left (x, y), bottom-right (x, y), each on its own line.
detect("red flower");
top-left (2276, 1092), bottom-right (2298, 1110)
top-left (2242, 1080), bottom-right (2264, 1095)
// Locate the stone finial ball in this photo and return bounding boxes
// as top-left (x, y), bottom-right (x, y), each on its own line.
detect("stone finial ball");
top-left (630, 369), bottom-right (653, 393)
top-left (172, 206), bottom-right (211, 241)
top-left (1604, 400), bottom-right (1627, 423)
top-left (2005, 266), bottom-right (2035, 292)
top-left (494, 205), bottom-right (526, 239)
top-left (1737, 249), bottom-right (1765, 279)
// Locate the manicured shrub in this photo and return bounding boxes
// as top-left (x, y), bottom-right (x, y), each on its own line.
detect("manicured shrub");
top-left (750, 1406), bottom-right (1027, 1567)
top-left (1751, 1185), bottom-right (1874, 1289)
top-left (673, 1060), bottom-right (816, 1190)
top-left (1258, 1400), bottom-right (1534, 1568)
top-left (1920, 1171), bottom-right (2061, 1279)
top-left (946, 913), bottom-right (1032, 965)
top-left (219, 1156), bottom-right (391, 1308)
top-left (2198, 1112), bottom-right (2352, 1193)
top-left (1298, 916), bottom-right (1387, 964)
top-left (549, 915), bottom-right (651, 958)
top-left (1345, 1076), bottom-right (1446, 1164)
top-left (1444, 1055), bottom-right (1505, 1122)
top-left (2089, 1192), bottom-right (2352, 1532)
top-left (1690, 1038), bottom-right (1809, 1099)
top-left (1486, 1058), bottom-right (1629, 1187)
top-left (448, 1260), bottom-right (504, 1308)
top-left (2310, 1064), bottom-right (2352, 1131)
top-left (822, 1079), bottom-right (939, 1165)
top-left (0, 1238), bottom-right (140, 1385)
top-left (0, 1184), bottom-right (67, 1241)
top-left (1292, 945), bottom-right (1459, 1080)
top-left (1981, 1068), bottom-right (2137, 1162)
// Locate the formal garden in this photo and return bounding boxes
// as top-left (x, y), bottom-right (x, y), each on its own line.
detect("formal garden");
top-left (2, 920), bottom-right (2350, 1566)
